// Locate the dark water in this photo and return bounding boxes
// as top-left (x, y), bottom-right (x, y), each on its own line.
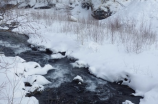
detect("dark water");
top-left (0, 30), bottom-right (142, 104)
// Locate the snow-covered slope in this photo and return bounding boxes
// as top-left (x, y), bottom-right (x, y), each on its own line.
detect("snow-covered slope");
top-left (113, 0), bottom-right (158, 29)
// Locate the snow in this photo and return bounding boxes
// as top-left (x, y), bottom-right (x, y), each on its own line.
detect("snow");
top-left (122, 100), bottom-right (134, 104)
top-left (1, 0), bottom-right (158, 104)
top-left (29, 0), bottom-right (36, 7)
top-left (71, 60), bottom-right (89, 68)
top-left (140, 85), bottom-right (158, 104)
top-left (51, 53), bottom-right (65, 59)
top-left (24, 75), bottom-right (51, 85)
top-left (73, 75), bottom-right (84, 82)
top-left (0, 55), bottom-right (53, 104)
top-left (69, 15), bottom-right (78, 22)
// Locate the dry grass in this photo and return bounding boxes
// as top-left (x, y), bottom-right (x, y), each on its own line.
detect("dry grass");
top-left (25, 10), bottom-right (157, 53)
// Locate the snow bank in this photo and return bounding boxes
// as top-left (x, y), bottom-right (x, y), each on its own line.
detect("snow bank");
top-left (0, 54), bottom-right (53, 104)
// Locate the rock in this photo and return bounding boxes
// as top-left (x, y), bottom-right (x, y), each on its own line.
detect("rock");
top-left (18, 3), bottom-right (34, 8)
top-left (24, 82), bottom-right (32, 87)
top-left (34, 6), bottom-right (51, 9)
top-left (26, 88), bottom-right (41, 97)
top-left (92, 7), bottom-right (112, 20)
top-left (25, 4), bottom-right (34, 9)
top-left (59, 51), bottom-right (66, 56)
top-left (45, 48), bottom-right (53, 54)
top-left (0, 22), bottom-right (19, 30)
top-left (73, 75), bottom-right (83, 83)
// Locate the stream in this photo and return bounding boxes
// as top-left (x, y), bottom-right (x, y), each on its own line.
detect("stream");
top-left (0, 30), bottom-right (142, 104)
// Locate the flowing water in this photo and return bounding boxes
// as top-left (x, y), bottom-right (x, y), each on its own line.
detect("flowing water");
top-left (0, 30), bottom-right (142, 104)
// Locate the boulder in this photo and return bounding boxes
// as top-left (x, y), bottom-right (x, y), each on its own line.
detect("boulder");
top-left (92, 7), bottom-right (112, 20)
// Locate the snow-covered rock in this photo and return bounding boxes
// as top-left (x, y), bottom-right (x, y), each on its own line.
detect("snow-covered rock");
top-left (51, 53), bottom-right (65, 59)
top-left (122, 100), bottom-right (134, 104)
top-left (71, 60), bottom-right (89, 68)
top-left (0, 55), bottom-right (53, 103)
top-left (24, 75), bottom-right (51, 85)
top-left (73, 75), bottom-right (84, 82)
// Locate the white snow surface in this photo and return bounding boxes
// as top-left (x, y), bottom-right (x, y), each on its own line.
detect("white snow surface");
top-left (51, 53), bottom-right (65, 59)
top-left (2, 0), bottom-right (158, 104)
top-left (73, 75), bottom-right (84, 82)
top-left (0, 54), bottom-right (53, 104)
top-left (122, 100), bottom-right (134, 104)
top-left (71, 60), bottom-right (89, 68)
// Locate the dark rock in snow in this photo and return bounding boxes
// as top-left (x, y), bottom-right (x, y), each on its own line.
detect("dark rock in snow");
top-left (92, 7), bottom-right (112, 20)
top-left (25, 4), bottom-right (34, 9)
top-left (26, 89), bottom-right (41, 97)
top-left (24, 82), bottom-right (32, 87)
top-left (82, 2), bottom-right (91, 10)
top-left (35, 6), bottom-right (52, 9)
top-left (0, 22), bottom-right (19, 30)
top-left (59, 51), bottom-right (66, 56)
top-left (81, 1), bottom-right (112, 20)
top-left (46, 48), bottom-right (53, 54)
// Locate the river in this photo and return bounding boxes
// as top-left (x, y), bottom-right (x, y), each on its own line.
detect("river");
top-left (0, 30), bottom-right (142, 104)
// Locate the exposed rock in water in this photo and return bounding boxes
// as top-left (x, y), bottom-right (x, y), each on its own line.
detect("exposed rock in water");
top-left (0, 22), bottom-right (19, 30)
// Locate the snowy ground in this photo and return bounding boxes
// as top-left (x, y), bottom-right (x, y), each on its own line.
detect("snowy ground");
top-left (0, 54), bottom-right (54, 104)
top-left (1, 0), bottom-right (158, 104)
